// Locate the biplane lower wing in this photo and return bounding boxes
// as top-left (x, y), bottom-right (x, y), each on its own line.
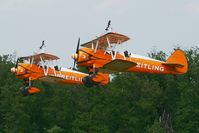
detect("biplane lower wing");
top-left (39, 75), bottom-right (65, 84)
top-left (102, 59), bottom-right (137, 72)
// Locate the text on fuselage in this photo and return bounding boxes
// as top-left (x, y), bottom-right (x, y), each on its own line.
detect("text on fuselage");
top-left (56, 74), bottom-right (82, 82)
top-left (136, 62), bottom-right (164, 72)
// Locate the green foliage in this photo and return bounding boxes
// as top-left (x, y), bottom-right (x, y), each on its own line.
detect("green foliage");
top-left (47, 125), bottom-right (64, 133)
top-left (148, 120), bottom-right (164, 133)
top-left (0, 47), bottom-right (199, 133)
top-left (148, 48), bottom-right (167, 61)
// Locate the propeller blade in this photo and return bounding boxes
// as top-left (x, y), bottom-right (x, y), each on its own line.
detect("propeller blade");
top-left (15, 58), bottom-right (19, 68)
top-left (76, 37), bottom-right (80, 54)
top-left (73, 38), bottom-right (80, 70)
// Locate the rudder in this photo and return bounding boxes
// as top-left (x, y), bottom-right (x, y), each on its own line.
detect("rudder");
top-left (165, 49), bottom-right (188, 74)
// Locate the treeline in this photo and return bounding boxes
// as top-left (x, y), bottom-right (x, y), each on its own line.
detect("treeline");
top-left (0, 48), bottom-right (199, 133)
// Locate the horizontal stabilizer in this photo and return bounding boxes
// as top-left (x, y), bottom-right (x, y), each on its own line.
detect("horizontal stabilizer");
top-left (162, 62), bottom-right (184, 68)
top-left (102, 59), bottom-right (137, 72)
top-left (164, 49), bottom-right (188, 74)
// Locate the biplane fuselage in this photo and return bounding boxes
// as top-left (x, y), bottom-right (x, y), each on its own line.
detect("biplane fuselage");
top-left (72, 32), bottom-right (188, 75)
top-left (16, 63), bottom-right (87, 85)
top-left (76, 47), bottom-right (188, 75)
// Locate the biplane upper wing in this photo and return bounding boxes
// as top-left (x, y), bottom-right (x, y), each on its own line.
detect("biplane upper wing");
top-left (21, 53), bottom-right (60, 62)
top-left (102, 59), bottom-right (137, 72)
top-left (81, 32), bottom-right (130, 50)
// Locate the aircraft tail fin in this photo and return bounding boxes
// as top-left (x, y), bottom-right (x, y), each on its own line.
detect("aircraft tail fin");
top-left (162, 49), bottom-right (188, 74)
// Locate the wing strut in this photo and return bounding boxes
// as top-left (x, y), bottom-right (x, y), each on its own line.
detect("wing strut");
top-left (94, 41), bottom-right (99, 53)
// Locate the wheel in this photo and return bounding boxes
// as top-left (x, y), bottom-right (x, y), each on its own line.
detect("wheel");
top-left (20, 86), bottom-right (30, 96)
top-left (82, 76), bottom-right (94, 87)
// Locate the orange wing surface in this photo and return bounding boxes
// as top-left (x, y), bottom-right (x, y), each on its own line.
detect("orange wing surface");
top-left (81, 32), bottom-right (130, 50)
top-left (21, 53), bottom-right (60, 62)
top-left (102, 59), bottom-right (137, 72)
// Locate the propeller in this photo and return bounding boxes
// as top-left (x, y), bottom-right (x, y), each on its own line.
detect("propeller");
top-left (72, 38), bottom-right (80, 70)
top-left (76, 38), bottom-right (80, 54)
top-left (15, 58), bottom-right (19, 68)
top-left (11, 57), bottom-right (20, 73)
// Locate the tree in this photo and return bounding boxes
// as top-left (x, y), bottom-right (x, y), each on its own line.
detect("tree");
top-left (1, 47), bottom-right (199, 133)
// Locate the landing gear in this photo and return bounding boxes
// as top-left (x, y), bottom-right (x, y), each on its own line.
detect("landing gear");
top-left (19, 78), bottom-right (41, 96)
top-left (20, 79), bottom-right (32, 96)
top-left (82, 76), bottom-right (96, 87)
top-left (82, 68), bottom-right (98, 87)
top-left (20, 86), bottom-right (31, 96)
top-left (19, 85), bottom-right (41, 96)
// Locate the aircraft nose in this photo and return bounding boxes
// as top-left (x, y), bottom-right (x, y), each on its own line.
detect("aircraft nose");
top-left (72, 53), bottom-right (78, 60)
top-left (11, 67), bottom-right (17, 73)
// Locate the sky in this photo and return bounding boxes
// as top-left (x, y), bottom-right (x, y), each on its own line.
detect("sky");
top-left (0, 0), bottom-right (199, 67)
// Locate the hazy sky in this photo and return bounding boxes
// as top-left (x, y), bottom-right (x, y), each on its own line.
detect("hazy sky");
top-left (0, 0), bottom-right (199, 67)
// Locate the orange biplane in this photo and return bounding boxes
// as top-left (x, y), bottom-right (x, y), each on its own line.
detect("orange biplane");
top-left (72, 32), bottom-right (188, 75)
top-left (11, 43), bottom-right (109, 96)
